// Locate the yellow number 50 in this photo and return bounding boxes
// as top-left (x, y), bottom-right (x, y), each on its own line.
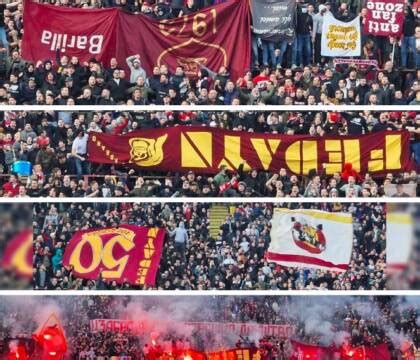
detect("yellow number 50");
top-left (69, 232), bottom-right (135, 278)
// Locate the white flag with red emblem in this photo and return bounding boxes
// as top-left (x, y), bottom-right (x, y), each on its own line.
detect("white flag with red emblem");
top-left (386, 212), bottom-right (413, 273)
top-left (267, 209), bottom-right (353, 272)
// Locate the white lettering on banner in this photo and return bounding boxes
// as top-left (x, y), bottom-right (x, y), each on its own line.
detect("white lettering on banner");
top-left (183, 322), bottom-right (296, 338)
top-left (89, 320), bottom-right (296, 337)
top-left (366, 1), bottom-right (404, 12)
top-left (368, 21), bottom-right (400, 34)
top-left (41, 30), bottom-right (104, 54)
top-left (90, 319), bottom-right (144, 333)
top-left (365, 0), bottom-right (404, 35)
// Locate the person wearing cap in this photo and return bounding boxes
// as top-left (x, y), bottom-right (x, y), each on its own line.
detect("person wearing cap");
top-left (126, 54), bottom-right (147, 84)
top-left (62, 76), bottom-right (79, 99)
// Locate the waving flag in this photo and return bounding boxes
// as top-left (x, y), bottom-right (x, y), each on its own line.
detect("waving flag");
top-left (1, 229), bottom-right (32, 279)
top-left (62, 225), bottom-right (165, 286)
top-left (386, 212), bottom-right (413, 273)
top-left (267, 209), bottom-right (353, 272)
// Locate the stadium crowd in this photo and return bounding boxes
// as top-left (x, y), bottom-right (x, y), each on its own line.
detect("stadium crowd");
top-left (0, 296), bottom-right (418, 359)
top-left (33, 202), bottom-right (387, 290)
top-left (0, 110), bottom-right (418, 198)
top-left (0, 0), bottom-right (419, 105)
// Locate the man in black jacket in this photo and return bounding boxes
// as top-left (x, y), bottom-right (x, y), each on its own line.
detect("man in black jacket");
top-left (401, 5), bottom-right (417, 68)
top-left (293, 2), bottom-right (313, 68)
top-left (105, 69), bottom-right (129, 103)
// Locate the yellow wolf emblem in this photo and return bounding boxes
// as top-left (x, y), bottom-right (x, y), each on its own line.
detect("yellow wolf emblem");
top-left (129, 134), bottom-right (168, 167)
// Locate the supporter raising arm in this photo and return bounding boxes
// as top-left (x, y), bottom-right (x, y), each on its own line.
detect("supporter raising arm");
top-left (126, 54), bottom-right (147, 84)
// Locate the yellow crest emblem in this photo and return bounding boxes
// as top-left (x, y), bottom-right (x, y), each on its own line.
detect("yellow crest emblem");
top-left (129, 134), bottom-right (168, 167)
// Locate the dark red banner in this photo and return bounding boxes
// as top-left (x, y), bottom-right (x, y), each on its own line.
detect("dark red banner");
top-left (291, 340), bottom-right (391, 360)
top-left (87, 127), bottom-right (412, 176)
top-left (22, 2), bottom-right (118, 66)
top-left (146, 349), bottom-right (207, 360)
top-left (364, 0), bottom-right (405, 36)
top-left (1, 229), bottom-right (32, 279)
top-left (290, 340), bottom-right (335, 359)
top-left (117, 0), bottom-right (251, 79)
top-left (22, 0), bottom-right (251, 80)
top-left (62, 225), bottom-right (165, 286)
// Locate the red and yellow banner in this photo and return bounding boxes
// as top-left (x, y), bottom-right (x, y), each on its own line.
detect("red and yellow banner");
top-left (1, 229), bottom-right (32, 279)
top-left (62, 225), bottom-right (165, 286)
top-left (87, 128), bottom-right (412, 176)
top-left (146, 349), bottom-right (207, 360)
top-left (208, 348), bottom-right (261, 360)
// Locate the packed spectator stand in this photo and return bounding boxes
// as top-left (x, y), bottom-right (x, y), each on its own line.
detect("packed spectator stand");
top-left (0, 110), bottom-right (417, 197)
top-left (0, 296), bottom-right (418, 358)
top-left (33, 202), bottom-right (387, 290)
top-left (0, 0), bottom-right (418, 105)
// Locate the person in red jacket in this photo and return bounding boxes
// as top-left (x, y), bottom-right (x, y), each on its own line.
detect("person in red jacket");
top-left (2, 174), bottom-right (20, 197)
top-left (341, 163), bottom-right (363, 183)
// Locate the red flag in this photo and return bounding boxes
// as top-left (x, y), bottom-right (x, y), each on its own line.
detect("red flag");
top-left (116, 0), bottom-right (251, 80)
top-left (6, 342), bottom-right (29, 360)
top-left (1, 229), bottom-right (32, 279)
top-left (364, 0), bottom-right (405, 36)
top-left (32, 314), bottom-right (67, 360)
top-left (341, 343), bottom-right (391, 360)
top-left (290, 340), bottom-right (334, 360)
top-left (62, 225), bottom-right (166, 286)
top-left (22, 1), bottom-right (118, 66)
top-left (22, 0), bottom-right (251, 80)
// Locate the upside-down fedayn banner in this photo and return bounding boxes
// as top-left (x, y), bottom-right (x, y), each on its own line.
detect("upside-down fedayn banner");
top-left (22, 0), bottom-right (251, 80)
top-left (147, 348), bottom-right (260, 360)
top-left (267, 209), bottom-right (353, 272)
top-left (87, 128), bottom-right (411, 176)
top-left (62, 225), bottom-right (165, 286)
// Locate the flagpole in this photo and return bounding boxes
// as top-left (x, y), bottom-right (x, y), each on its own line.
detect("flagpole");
top-left (391, 41), bottom-right (396, 65)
